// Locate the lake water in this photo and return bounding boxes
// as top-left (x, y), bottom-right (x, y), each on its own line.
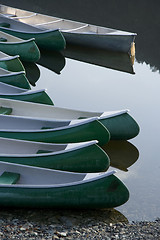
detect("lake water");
top-left (1, 0), bottom-right (160, 222)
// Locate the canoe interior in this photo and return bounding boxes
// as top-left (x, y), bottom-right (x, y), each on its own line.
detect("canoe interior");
top-left (0, 114), bottom-right (90, 130)
top-left (0, 82), bottom-right (26, 94)
top-left (0, 161), bottom-right (110, 186)
top-left (0, 29), bottom-right (24, 42)
top-left (0, 137), bottom-right (89, 155)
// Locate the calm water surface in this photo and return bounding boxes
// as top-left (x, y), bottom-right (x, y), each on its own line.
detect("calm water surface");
top-left (2, 0), bottom-right (160, 222)
top-left (28, 54), bottom-right (160, 222)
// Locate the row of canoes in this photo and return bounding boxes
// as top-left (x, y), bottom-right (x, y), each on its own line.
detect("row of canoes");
top-left (0, 4), bottom-right (139, 209)
top-left (0, 4), bottom-right (137, 55)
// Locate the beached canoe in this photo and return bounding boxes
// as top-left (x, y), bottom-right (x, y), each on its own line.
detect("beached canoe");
top-left (0, 115), bottom-right (110, 146)
top-left (0, 89), bottom-right (53, 105)
top-left (0, 51), bottom-right (25, 72)
top-left (0, 4), bottom-right (136, 54)
top-left (0, 67), bottom-right (31, 89)
top-left (0, 15), bottom-right (66, 51)
top-left (0, 30), bottom-right (40, 62)
top-left (0, 138), bottom-right (109, 172)
top-left (0, 161), bottom-right (129, 208)
top-left (0, 98), bottom-right (139, 140)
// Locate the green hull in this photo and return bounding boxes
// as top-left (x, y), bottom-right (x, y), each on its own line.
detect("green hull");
top-left (0, 28), bottom-right (66, 51)
top-left (0, 120), bottom-right (110, 146)
top-left (0, 56), bottom-right (25, 72)
top-left (0, 144), bottom-right (110, 173)
top-left (100, 113), bottom-right (140, 140)
top-left (0, 38), bottom-right (40, 62)
top-left (0, 90), bottom-right (53, 105)
top-left (0, 72), bottom-right (31, 89)
top-left (0, 174), bottom-right (129, 208)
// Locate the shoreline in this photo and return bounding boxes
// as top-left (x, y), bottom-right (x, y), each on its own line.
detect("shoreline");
top-left (0, 208), bottom-right (159, 239)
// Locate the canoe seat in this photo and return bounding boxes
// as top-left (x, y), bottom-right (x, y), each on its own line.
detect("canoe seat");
top-left (37, 150), bottom-right (53, 154)
top-left (0, 22), bottom-right (10, 28)
top-left (0, 107), bottom-right (12, 115)
top-left (0, 37), bottom-right (7, 42)
top-left (0, 172), bottom-right (20, 184)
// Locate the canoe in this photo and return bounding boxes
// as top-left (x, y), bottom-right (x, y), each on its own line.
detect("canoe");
top-left (0, 67), bottom-right (31, 89)
top-left (0, 15), bottom-right (66, 51)
top-left (63, 44), bottom-right (135, 74)
top-left (0, 5), bottom-right (136, 54)
top-left (0, 30), bottom-right (40, 62)
top-left (0, 161), bottom-right (129, 208)
top-left (0, 51), bottom-right (25, 72)
top-left (0, 89), bottom-right (53, 105)
top-left (0, 138), bottom-right (110, 172)
top-left (0, 81), bottom-right (27, 94)
top-left (0, 98), bottom-right (140, 140)
top-left (0, 115), bottom-right (110, 146)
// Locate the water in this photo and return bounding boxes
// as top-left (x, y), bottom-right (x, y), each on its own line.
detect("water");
top-left (1, 0), bottom-right (160, 222)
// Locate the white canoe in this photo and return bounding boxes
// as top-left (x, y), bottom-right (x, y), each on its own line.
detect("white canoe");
top-left (0, 4), bottom-right (136, 54)
top-left (0, 81), bottom-right (27, 93)
top-left (0, 98), bottom-right (140, 140)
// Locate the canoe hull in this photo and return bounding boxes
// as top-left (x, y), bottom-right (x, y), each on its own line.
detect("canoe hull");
top-left (63, 32), bottom-right (135, 54)
top-left (0, 56), bottom-right (25, 72)
top-left (0, 143), bottom-right (110, 173)
top-left (0, 90), bottom-right (53, 105)
top-left (0, 120), bottom-right (110, 146)
top-left (0, 39), bottom-right (40, 62)
top-left (0, 27), bottom-right (66, 51)
top-left (0, 174), bottom-right (129, 208)
top-left (0, 72), bottom-right (31, 89)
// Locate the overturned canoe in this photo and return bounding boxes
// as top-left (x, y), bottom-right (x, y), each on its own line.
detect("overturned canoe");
top-left (0, 98), bottom-right (140, 140)
top-left (0, 15), bottom-right (66, 51)
top-left (0, 4), bottom-right (136, 54)
top-left (0, 161), bottom-right (129, 208)
top-left (0, 67), bottom-right (31, 89)
top-left (0, 30), bottom-right (40, 62)
top-left (0, 51), bottom-right (25, 72)
top-left (0, 89), bottom-right (53, 105)
top-left (0, 138), bottom-right (110, 172)
top-left (0, 115), bottom-right (110, 146)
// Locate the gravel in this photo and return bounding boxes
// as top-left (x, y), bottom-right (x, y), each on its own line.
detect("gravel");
top-left (0, 208), bottom-right (159, 239)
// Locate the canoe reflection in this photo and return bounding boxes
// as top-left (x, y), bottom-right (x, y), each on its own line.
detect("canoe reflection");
top-left (102, 140), bottom-right (139, 171)
top-left (22, 62), bottom-right (40, 87)
top-left (37, 48), bottom-right (66, 74)
top-left (63, 44), bottom-right (135, 74)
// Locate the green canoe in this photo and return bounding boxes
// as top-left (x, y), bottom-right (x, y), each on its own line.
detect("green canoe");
top-left (0, 51), bottom-right (25, 72)
top-left (0, 67), bottom-right (31, 89)
top-left (0, 15), bottom-right (66, 51)
top-left (0, 115), bottom-right (110, 146)
top-left (0, 30), bottom-right (40, 62)
top-left (0, 138), bottom-right (110, 173)
top-left (0, 161), bottom-right (129, 208)
top-left (0, 89), bottom-right (53, 105)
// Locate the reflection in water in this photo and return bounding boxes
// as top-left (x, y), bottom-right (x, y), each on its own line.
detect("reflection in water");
top-left (63, 44), bottom-right (135, 74)
top-left (37, 49), bottom-right (66, 74)
top-left (102, 141), bottom-right (139, 171)
top-left (22, 62), bottom-right (40, 87)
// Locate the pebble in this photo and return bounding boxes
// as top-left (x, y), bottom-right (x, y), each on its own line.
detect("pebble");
top-left (0, 208), bottom-right (159, 239)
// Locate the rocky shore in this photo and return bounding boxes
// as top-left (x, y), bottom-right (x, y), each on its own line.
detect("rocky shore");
top-left (0, 208), bottom-right (159, 239)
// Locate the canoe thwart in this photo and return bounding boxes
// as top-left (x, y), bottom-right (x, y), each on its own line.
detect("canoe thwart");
top-left (0, 37), bottom-right (7, 42)
top-left (0, 171), bottom-right (20, 184)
